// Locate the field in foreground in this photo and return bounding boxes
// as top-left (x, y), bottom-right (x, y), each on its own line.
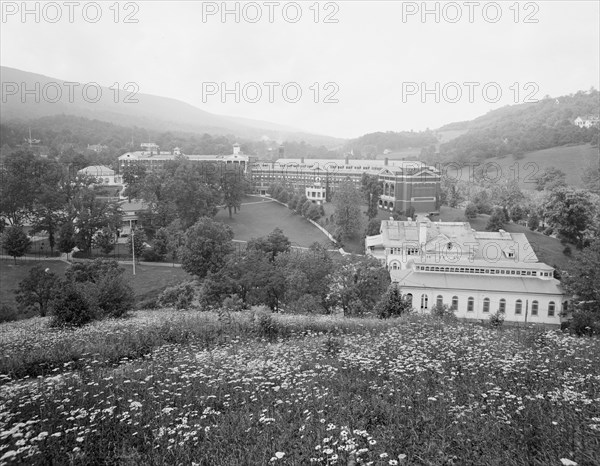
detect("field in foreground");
top-left (1, 311), bottom-right (598, 465)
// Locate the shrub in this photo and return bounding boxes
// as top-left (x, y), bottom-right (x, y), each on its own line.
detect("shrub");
top-left (252, 311), bottom-right (281, 340)
top-left (431, 303), bottom-right (456, 320)
top-left (375, 284), bottom-right (411, 319)
top-left (563, 245), bottom-right (572, 256)
top-left (287, 294), bottom-right (325, 314)
top-left (0, 303), bottom-right (20, 323)
top-left (157, 282), bottom-right (196, 310)
top-left (465, 203), bottom-right (478, 219)
top-left (568, 311), bottom-right (600, 337)
top-left (543, 227), bottom-right (554, 236)
top-left (50, 283), bottom-right (97, 327)
top-left (222, 294), bottom-right (244, 312)
top-left (94, 275), bottom-right (135, 318)
top-left (15, 265), bottom-right (60, 317)
top-left (64, 259), bottom-right (135, 319)
top-left (142, 248), bottom-right (164, 262)
top-left (489, 310), bottom-right (505, 328)
top-left (137, 296), bottom-right (159, 310)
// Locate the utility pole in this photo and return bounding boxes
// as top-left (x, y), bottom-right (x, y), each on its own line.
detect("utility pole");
top-left (130, 220), bottom-right (136, 276)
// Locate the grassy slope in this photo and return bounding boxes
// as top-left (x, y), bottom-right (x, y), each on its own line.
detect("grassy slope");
top-left (215, 197), bottom-right (332, 248)
top-left (0, 260), bottom-right (191, 308)
top-left (1, 311), bottom-right (598, 465)
top-left (474, 144), bottom-right (598, 190)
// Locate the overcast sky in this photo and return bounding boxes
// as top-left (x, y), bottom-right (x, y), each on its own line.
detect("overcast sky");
top-left (1, 1), bottom-right (599, 138)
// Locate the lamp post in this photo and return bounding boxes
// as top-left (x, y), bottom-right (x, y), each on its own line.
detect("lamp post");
top-left (131, 228), bottom-right (136, 276)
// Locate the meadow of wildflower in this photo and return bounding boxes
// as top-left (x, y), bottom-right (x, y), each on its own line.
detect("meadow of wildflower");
top-left (1, 310), bottom-right (599, 465)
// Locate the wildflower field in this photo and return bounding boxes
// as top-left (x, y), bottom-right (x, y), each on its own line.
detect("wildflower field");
top-left (1, 311), bottom-right (599, 465)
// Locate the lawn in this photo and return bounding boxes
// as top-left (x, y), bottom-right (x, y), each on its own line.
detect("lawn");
top-left (215, 197), bottom-right (333, 248)
top-left (476, 143), bottom-right (597, 190)
top-left (1, 311), bottom-right (598, 465)
top-left (0, 259), bottom-right (191, 309)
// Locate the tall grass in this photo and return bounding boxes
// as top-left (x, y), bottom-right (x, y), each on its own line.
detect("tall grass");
top-left (1, 310), bottom-right (599, 465)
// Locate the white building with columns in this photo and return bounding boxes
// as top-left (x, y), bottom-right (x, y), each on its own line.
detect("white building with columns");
top-left (366, 216), bottom-right (568, 325)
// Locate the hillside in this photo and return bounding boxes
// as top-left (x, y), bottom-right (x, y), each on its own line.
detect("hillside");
top-left (438, 90), bottom-right (599, 161)
top-left (0, 66), bottom-right (343, 148)
top-left (482, 144), bottom-right (599, 190)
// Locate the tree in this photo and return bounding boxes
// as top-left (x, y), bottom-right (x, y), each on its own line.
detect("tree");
top-left (536, 166), bottom-right (567, 191)
top-left (365, 218), bottom-right (381, 236)
top-left (329, 256), bottom-right (390, 316)
top-left (562, 238), bottom-right (600, 313)
top-left (127, 227), bottom-right (147, 261)
top-left (375, 284), bottom-right (411, 319)
top-left (465, 203), bottom-right (478, 219)
top-left (93, 227), bottom-right (116, 254)
top-left (486, 207), bottom-right (505, 232)
top-left (247, 228), bottom-right (291, 261)
top-left (1, 226), bottom-right (31, 264)
top-left (305, 204), bottom-right (322, 221)
top-left (179, 217), bottom-right (234, 279)
top-left (153, 227), bottom-right (170, 260)
top-left (333, 180), bottom-right (364, 241)
top-left (72, 188), bottom-right (122, 253)
top-left (15, 265), bottom-right (59, 317)
top-left (221, 166), bottom-right (246, 218)
top-left (57, 222), bottom-right (77, 255)
top-left (509, 204), bottom-right (527, 223)
top-left (543, 187), bottom-right (598, 248)
top-left (361, 173), bottom-right (383, 220)
top-left (527, 213), bottom-right (540, 231)
top-left (122, 163), bottom-right (147, 201)
top-left (0, 151), bottom-right (42, 226)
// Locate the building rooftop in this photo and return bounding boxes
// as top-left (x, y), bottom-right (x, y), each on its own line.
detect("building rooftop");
top-left (392, 270), bottom-right (564, 296)
top-left (79, 165), bottom-right (114, 176)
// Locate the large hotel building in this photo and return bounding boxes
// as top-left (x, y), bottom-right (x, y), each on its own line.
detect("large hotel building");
top-left (118, 144), bottom-right (441, 213)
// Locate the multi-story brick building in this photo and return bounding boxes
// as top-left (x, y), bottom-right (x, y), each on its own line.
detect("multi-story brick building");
top-left (118, 144), bottom-right (441, 214)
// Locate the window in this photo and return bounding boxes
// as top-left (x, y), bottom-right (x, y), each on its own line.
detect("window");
top-left (515, 299), bottom-right (522, 315)
top-left (531, 300), bottom-right (538, 316)
top-left (467, 297), bottom-right (474, 312)
top-left (499, 299), bottom-right (506, 313)
top-left (436, 295), bottom-right (443, 308)
top-left (548, 301), bottom-right (555, 317)
top-left (420, 294), bottom-right (428, 310)
top-left (483, 298), bottom-right (490, 313)
top-left (451, 296), bottom-right (458, 310)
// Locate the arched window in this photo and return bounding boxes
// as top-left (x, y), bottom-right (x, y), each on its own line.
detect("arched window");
top-left (467, 297), bottom-right (474, 312)
top-left (436, 295), bottom-right (443, 308)
top-left (391, 262), bottom-right (399, 270)
top-left (483, 298), bottom-right (490, 313)
top-left (420, 294), bottom-right (428, 310)
top-left (548, 301), bottom-right (555, 317)
top-left (451, 296), bottom-right (458, 310)
top-left (406, 293), bottom-right (413, 307)
top-left (531, 300), bottom-right (538, 316)
top-left (515, 299), bottom-right (522, 315)
top-left (499, 299), bottom-right (506, 313)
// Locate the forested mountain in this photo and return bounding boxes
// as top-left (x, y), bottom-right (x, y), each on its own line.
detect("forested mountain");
top-left (438, 89), bottom-right (599, 161)
top-left (0, 66), bottom-right (342, 148)
top-left (0, 115), bottom-right (341, 169)
top-left (343, 131), bottom-right (438, 159)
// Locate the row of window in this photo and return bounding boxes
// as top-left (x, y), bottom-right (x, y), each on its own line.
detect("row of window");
top-left (408, 294), bottom-right (557, 317)
top-left (414, 265), bottom-right (552, 277)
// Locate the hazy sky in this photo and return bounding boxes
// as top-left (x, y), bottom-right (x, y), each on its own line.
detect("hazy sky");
top-left (1, 1), bottom-right (599, 138)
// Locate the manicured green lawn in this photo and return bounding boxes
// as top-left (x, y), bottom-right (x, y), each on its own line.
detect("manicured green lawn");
top-left (0, 259), bottom-right (191, 309)
top-left (215, 197), bottom-right (332, 248)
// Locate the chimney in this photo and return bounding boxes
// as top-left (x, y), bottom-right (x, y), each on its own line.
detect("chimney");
top-left (384, 157), bottom-right (389, 166)
top-left (301, 157), bottom-right (305, 164)
top-left (344, 155), bottom-right (349, 165)
top-left (418, 221), bottom-right (427, 246)
top-left (233, 143), bottom-right (240, 155)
